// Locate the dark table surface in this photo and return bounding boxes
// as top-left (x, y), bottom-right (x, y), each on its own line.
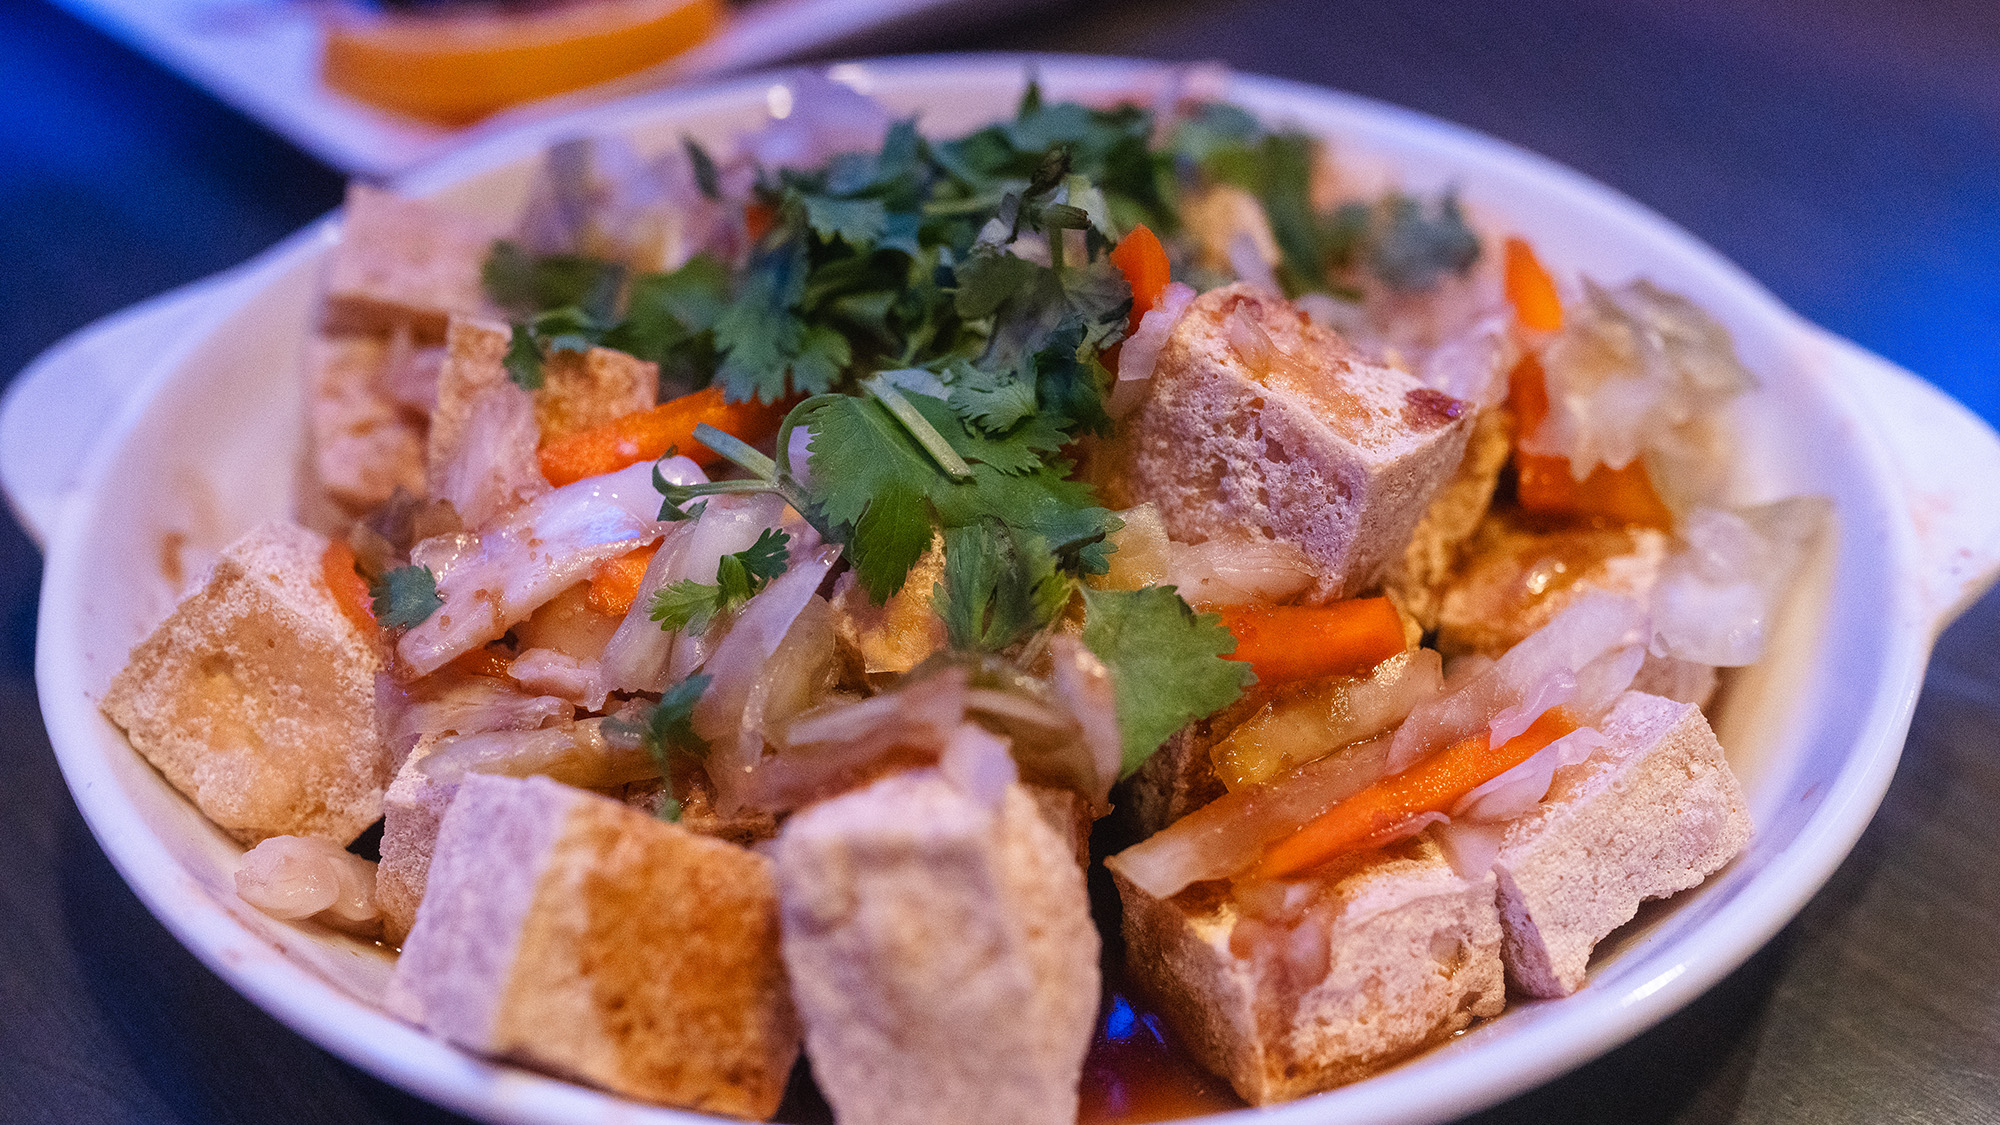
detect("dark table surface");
top-left (5, 0), bottom-right (1999, 1121)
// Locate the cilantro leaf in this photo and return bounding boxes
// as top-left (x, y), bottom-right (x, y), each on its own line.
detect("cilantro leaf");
top-left (941, 462), bottom-right (1119, 573)
top-left (944, 360), bottom-right (1037, 433)
top-left (1035, 331), bottom-right (1113, 439)
top-left (503, 305), bottom-right (612, 391)
top-left (683, 136), bottom-right (721, 200)
top-left (650, 579), bottom-right (725, 635)
top-left (981, 255), bottom-right (1130, 387)
top-left (907, 385), bottom-right (1059, 475)
top-left (608, 255), bottom-right (736, 374)
top-left (825, 118), bottom-right (922, 196)
top-left (801, 392), bottom-right (1117, 601)
top-left (954, 248), bottom-right (1040, 320)
top-left (799, 192), bottom-right (889, 247)
top-left (713, 266), bottom-right (854, 402)
top-left (934, 520), bottom-right (1068, 652)
top-left (734, 526), bottom-right (792, 586)
top-left (531, 305), bottom-right (604, 357)
top-left (482, 240), bottom-right (624, 321)
top-left (790, 323), bottom-right (853, 397)
top-left (1368, 190), bottom-right (1481, 292)
top-left (1252, 133), bottom-right (1325, 294)
top-left (849, 482), bottom-right (934, 601)
top-left (801, 394), bottom-right (940, 530)
top-left (650, 528), bottom-right (792, 633)
top-left (1167, 102), bottom-right (1261, 166)
top-left (371, 565), bottom-right (442, 630)
top-left (1079, 585), bottom-right (1255, 777)
top-left (606, 673), bottom-right (711, 820)
top-left (504, 323), bottom-right (544, 390)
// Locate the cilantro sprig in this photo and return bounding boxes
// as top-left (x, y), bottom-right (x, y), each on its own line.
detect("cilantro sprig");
top-left (603, 674), bottom-right (711, 822)
top-left (649, 528), bottom-right (792, 634)
top-left (1174, 110), bottom-right (1480, 296)
top-left (1079, 585), bottom-right (1256, 777)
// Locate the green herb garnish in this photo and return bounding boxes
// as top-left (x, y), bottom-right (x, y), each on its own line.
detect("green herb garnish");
top-left (649, 528), bottom-right (792, 634)
top-left (370, 565), bottom-right (442, 630)
top-left (1079, 585), bottom-right (1256, 777)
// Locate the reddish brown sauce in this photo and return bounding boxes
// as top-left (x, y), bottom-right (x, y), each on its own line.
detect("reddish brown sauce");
top-left (1079, 974), bottom-right (1244, 1123)
top-left (1401, 387), bottom-right (1465, 430)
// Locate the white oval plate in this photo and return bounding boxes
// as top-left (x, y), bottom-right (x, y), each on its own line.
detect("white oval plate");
top-left (27, 53), bottom-right (2000, 1125)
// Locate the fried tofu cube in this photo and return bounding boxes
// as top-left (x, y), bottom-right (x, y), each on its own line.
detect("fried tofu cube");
top-left (773, 770), bottom-right (1100, 1125)
top-left (303, 332), bottom-right (428, 512)
top-left (1488, 691), bottom-right (1752, 997)
top-left (1116, 838), bottom-right (1505, 1104)
top-left (385, 774), bottom-right (801, 1118)
top-left (427, 315), bottom-right (657, 487)
top-left (536, 346), bottom-right (658, 444)
top-left (1125, 284), bottom-right (1475, 601)
top-left (101, 521), bottom-right (388, 845)
top-left (375, 735), bottom-right (453, 947)
top-left (1436, 512), bottom-right (1669, 657)
top-left (1117, 686), bottom-right (1272, 837)
top-left (426, 316), bottom-right (514, 472)
top-left (1384, 401), bottom-right (1514, 632)
top-left (323, 184), bottom-right (499, 340)
top-left (424, 316), bottom-right (547, 526)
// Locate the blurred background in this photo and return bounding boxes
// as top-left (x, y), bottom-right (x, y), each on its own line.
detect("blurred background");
top-left (3, 0), bottom-right (1998, 1121)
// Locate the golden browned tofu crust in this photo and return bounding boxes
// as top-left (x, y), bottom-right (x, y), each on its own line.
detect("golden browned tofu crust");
top-left (388, 774), bottom-right (801, 1119)
top-left (1436, 512), bottom-right (1668, 657)
top-left (1384, 402), bottom-right (1516, 633)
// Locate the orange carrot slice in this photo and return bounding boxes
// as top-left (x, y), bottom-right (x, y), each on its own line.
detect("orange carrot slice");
top-left (1508, 356), bottom-right (1673, 528)
top-left (322, 0), bottom-right (723, 126)
top-left (1254, 707), bottom-right (1580, 878)
top-left (537, 385), bottom-right (792, 487)
top-left (447, 644), bottom-right (514, 680)
top-left (1504, 236), bottom-right (1563, 333)
top-left (1110, 224), bottom-right (1171, 334)
top-left (1515, 455), bottom-right (1675, 528)
top-left (589, 544), bottom-right (658, 616)
top-left (321, 540), bottom-right (377, 635)
top-left (744, 200), bottom-right (779, 244)
top-left (1213, 598), bottom-right (1408, 686)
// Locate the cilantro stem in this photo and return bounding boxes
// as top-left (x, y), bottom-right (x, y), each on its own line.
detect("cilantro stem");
top-left (923, 191), bottom-right (1007, 218)
top-left (678, 479), bottom-right (785, 496)
top-left (692, 423), bottom-right (778, 480)
top-left (861, 375), bottom-right (973, 480)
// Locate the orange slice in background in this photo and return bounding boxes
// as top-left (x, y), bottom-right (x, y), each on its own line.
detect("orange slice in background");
top-left (322, 0), bottom-right (725, 126)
